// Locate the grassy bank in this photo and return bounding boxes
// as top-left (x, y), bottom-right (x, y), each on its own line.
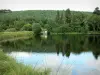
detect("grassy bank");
top-left (88, 31), bottom-right (100, 34)
top-left (0, 31), bottom-right (33, 42)
top-left (0, 50), bottom-right (50, 75)
top-left (51, 32), bottom-right (84, 35)
top-left (0, 31), bottom-right (100, 42)
top-left (51, 32), bottom-right (100, 35)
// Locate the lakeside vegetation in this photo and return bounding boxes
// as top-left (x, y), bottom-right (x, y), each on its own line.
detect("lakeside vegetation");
top-left (1, 31), bottom-right (100, 42)
top-left (0, 7), bottom-right (100, 35)
top-left (0, 50), bottom-right (50, 75)
top-left (0, 31), bottom-right (33, 42)
top-left (1, 31), bottom-right (100, 43)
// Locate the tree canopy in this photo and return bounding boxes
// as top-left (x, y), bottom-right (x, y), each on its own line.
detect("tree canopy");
top-left (0, 8), bottom-right (100, 34)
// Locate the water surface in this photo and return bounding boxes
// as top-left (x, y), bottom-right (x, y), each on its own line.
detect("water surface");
top-left (0, 34), bottom-right (100, 75)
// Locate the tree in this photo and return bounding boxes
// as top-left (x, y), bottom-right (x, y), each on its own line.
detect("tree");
top-left (14, 20), bottom-right (25, 30)
top-left (88, 15), bottom-right (100, 31)
top-left (41, 18), bottom-right (47, 25)
top-left (93, 7), bottom-right (100, 15)
top-left (70, 12), bottom-right (88, 32)
top-left (0, 9), bottom-right (12, 13)
top-left (65, 9), bottom-right (71, 23)
top-left (87, 7), bottom-right (100, 31)
top-left (44, 24), bottom-right (52, 33)
top-left (55, 11), bottom-right (60, 23)
top-left (53, 24), bottom-right (72, 33)
top-left (60, 12), bottom-right (64, 24)
top-left (32, 23), bottom-right (41, 36)
top-left (0, 22), bottom-right (7, 31)
top-left (47, 19), bottom-right (57, 28)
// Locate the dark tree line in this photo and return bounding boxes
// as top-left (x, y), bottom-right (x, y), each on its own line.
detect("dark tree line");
top-left (0, 9), bottom-right (12, 13)
top-left (54, 9), bottom-right (88, 33)
top-left (93, 7), bottom-right (100, 15)
top-left (88, 7), bottom-right (100, 31)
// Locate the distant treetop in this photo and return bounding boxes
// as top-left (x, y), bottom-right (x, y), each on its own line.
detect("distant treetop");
top-left (93, 7), bottom-right (100, 15)
top-left (0, 9), bottom-right (12, 13)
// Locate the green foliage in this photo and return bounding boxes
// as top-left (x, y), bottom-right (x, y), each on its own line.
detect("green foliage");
top-left (0, 8), bottom-right (99, 33)
top-left (53, 24), bottom-right (71, 33)
top-left (0, 31), bottom-right (33, 41)
top-left (32, 23), bottom-right (42, 35)
top-left (0, 50), bottom-right (50, 75)
top-left (47, 19), bottom-right (57, 28)
top-left (5, 28), bottom-right (16, 32)
top-left (60, 12), bottom-right (64, 24)
top-left (21, 23), bottom-right (32, 31)
top-left (44, 24), bottom-right (52, 32)
top-left (14, 20), bottom-right (25, 30)
top-left (88, 15), bottom-right (100, 31)
top-left (0, 22), bottom-right (8, 31)
top-left (0, 9), bottom-right (12, 13)
top-left (65, 9), bottom-right (71, 23)
top-left (55, 11), bottom-right (60, 23)
top-left (93, 7), bottom-right (100, 15)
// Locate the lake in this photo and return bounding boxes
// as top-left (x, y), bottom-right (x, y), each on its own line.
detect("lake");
top-left (0, 34), bottom-right (100, 75)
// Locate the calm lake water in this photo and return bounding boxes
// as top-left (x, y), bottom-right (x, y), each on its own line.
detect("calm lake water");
top-left (0, 34), bottom-right (100, 75)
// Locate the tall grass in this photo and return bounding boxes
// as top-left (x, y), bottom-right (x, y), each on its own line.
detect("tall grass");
top-left (0, 50), bottom-right (50, 75)
top-left (0, 31), bottom-right (33, 41)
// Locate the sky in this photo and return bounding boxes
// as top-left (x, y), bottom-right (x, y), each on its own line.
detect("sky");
top-left (0, 0), bottom-right (100, 11)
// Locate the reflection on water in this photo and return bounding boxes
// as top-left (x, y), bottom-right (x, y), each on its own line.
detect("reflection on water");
top-left (1, 34), bottom-right (100, 75)
top-left (8, 52), bottom-right (100, 75)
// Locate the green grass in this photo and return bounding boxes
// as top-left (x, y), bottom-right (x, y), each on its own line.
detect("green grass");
top-left (88, 31), bottom-right (100, 34)
top-left (51, 32), bottom-right (86, 35)
top-left (0, 49), bottom-right (50, 75)
top-left (51, 32), bottom-right (100, 35)
top-left (0, 31), bottom-right (33, 42)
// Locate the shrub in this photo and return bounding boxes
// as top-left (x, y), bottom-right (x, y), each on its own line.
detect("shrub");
top-left (5, 28), bottom-right (16, 32)
top-left (14, 20), bottom-right (25, 30)
top-left (44, 24), bottom-right (52, 33)
top-left (32, 23), bottom-right (41, 36)
top-left (21, 23), bottom-right (32, 31)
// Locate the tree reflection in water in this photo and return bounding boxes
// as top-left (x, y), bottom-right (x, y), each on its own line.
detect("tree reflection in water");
top-left (0, 34), bottom-right (100, 59)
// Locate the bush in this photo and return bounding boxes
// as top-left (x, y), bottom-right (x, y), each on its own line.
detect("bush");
top-left (32, 23), bottom-right (41, 36)
top-left (21, 23), bottom-right (32, 31)
top-left (53, 24), bottom-right (72, 33)
top-left (14, 20), bottom-right (25, 30)
top-left (5, 28), bottom-right (16, 32)
top-left (44, 24), bottom-right (52, 32)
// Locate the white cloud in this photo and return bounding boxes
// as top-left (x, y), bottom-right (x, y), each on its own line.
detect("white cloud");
top-left (9, 52), bottom-right (32, 58)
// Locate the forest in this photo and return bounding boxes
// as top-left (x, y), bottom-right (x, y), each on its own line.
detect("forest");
top-left (0, 7), bottom-right (100, 35)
